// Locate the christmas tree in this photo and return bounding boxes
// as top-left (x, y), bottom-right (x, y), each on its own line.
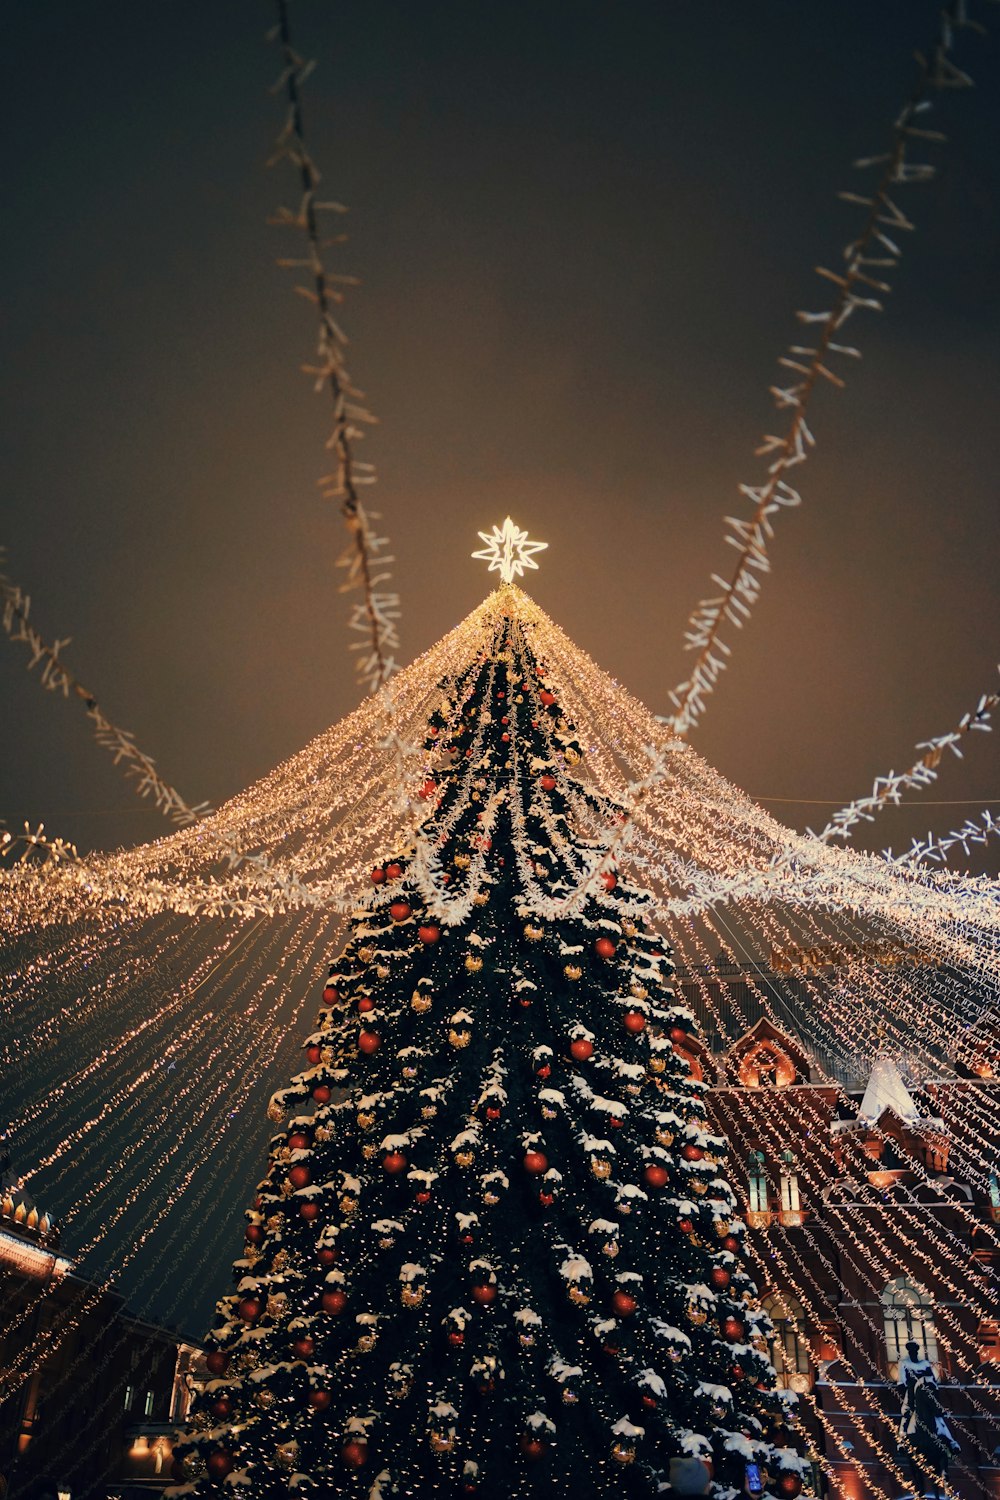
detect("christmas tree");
top-left (171, 578), bottom-right (809, 1499)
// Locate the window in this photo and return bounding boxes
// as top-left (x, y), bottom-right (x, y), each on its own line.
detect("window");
top-left (123, 1383), bottom-right (134, 1412)
top-left (988, 1172), bottom-right (1000, 1211)
top-left (144, 1389), bottom-right (156, 1418)
top-left (779, 1149), bottom-right (800, 1215)
top-left (748, 1150), bottom-right (768, 1215)
top-left (762, 1291), bottom-right (811, 1391)
top-left (882, 1277), bottom-right (938, 1379)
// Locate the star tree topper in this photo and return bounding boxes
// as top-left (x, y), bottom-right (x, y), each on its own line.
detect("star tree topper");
top-left (472, 517), bottom-right (548, 585)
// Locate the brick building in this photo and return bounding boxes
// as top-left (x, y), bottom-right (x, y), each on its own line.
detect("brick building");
top-left (674, 960), bottom-right (1000, 1499)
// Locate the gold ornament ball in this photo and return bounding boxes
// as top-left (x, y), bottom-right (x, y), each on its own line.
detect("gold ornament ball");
top-left (357, 1112), bottom-right (375, 1130)
top-left (401, 1285), bottom-right (426, 1308)
top-left (568, 1287), bottom-right (591, 1306)
top-left (358, 947), bottom-right (375, 963)
top-left (483, 1191), bottom-right (500, 1206)
top-left (340, 1194), bottom-right (358, 1217)
top-left (454, 1150), bottom-right (475, 1169)
top-left (465, 955), bottom-right (483, 973)
top-left (454, 854), bottom-right (471, 869)
top-left (630, 983), bottom-right (648, 1000)
top-left (524, 925), bottom-right (544, 942)
top-left (611, 1443), bottom-right (636, 1466)
top-left (648, 1057), bottom-right (666, 1075)
top-left (376, 965), bottom-right (390, 980)
top-left (591, 1158), bottom-right (611, 1181)
top-left (357, 1333), bottom-right (377, 1353)
top-left (421, 1105), bottom-right (437, 1119)
top-left (603, 1241), bottom-right (619, 1258)
top-left (254, 1388), bottom-right (276, 1409)
top-left (267, 1102), bottom-right (285, 1123)
top-left (411, 994), bottom-right (432, 1014)
top-left (473, 892), bottom-right (489, 906)
top-left (402, 1064), bottom-right (418, 1078)
top-left (656, 1129), bottom-right (675, 1147)
top-left (564, 965), bottom-right (583, 981)
top-left (362, 1144), bottom-right (377, 1160)
top-left (687, 1304), bottom-right (708, 1326)
top-left (276, 1442), bottom-right (298, 1469)
top-left (429, 1432), bottom-right (456, 1454)
top-left (449, 1028), bottom-right (472, 1049)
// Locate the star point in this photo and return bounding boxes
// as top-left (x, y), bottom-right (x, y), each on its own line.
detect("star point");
top-left (472, 517), bottom-right (548, 585)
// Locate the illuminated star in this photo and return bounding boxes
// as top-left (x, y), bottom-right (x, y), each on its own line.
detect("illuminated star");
top-left (472, 517), bottom-right (548, 585)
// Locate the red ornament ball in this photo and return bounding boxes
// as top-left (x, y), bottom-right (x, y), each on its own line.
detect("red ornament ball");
top-left (288, 1164), bottom-right (311, 1190)
top-left (777, 1478), bottom-right (803, 1498)
top-left (710, 1266), bottom-right (732, 1290)
top-left (418, 924), bottom-right (441, 945)
top-left (611, 1290), bottom-right (637, 1317)
top-left (300, 1201), bottom-right (320, 1222)
top-left (600, 870), bottom-right (618, 891)
top-left (292, 1336), bottom-right (315, 1359)
top-left (681, 1143), bottom-right (704, 1162)
top-left (210, 1397), bottom-right (232, 1420)
top-left (370, 867), bottom-right (386, 884)
top-left (472, 1283), bottom-right (496, 1304)
top-left (237, 1297), bottom-right (262, 1323)
top-left (341, 1440), bottom-right (368, 1469)
top-left (644, 1164), bottom-right (669, 1189)
top-left (535, 1063), bottom-right (551, 1079)
top-left (641, 1394), bottom-right (657, 1410)
top-left (523, 1150), bottom-right (549, 1176)
top-left (288, 1132), bottom-right (309, 1150)
top-left (309, 1389), bottom-right (332, 1411)
top-left (539, 690), bottom-right (557, 707)
top-left (306, 1043), bottom-right (323, 1064)
top-left (322, 985), bottom-right (338, 1003)
top-left (312, 1084), bottom-right (332, 1103)
top-left (415, 1190), bottom-right (432, 1205)
top-left (623, 1011), bottom-right (647, 1033)
top-left (389, 901), bottom-right (411, 922)
top-left (357, 996), bottom-right (375, 1013)
top-left (569, 1038), bottom-right (593, 1061)
top-left (205, 1350), bottom-right (228, 1376)
top-left (317, 1246), bottom-right (337, 1268)
top-left (386, 862), bottom-right (403, 879)
top-left (358, 1030), bottom-right (380, 1055)
top-left (321, 1289), bottom-right (347, 1316)
top-left (722, 1315), bottom-right (746, 1341)
top-left (678, 1217), bottom-right (694, 1234)
top-left (448, 1330), bottom-right (465, 1346)
top-left (521, 1437), bottom-right (546, 1460)
top-left (418, 778), bottom-right (436, 800)
top-left (539, 775), bottom-right (557, 791)
top-left (244, 1223), bottom-right (263, 1245)
top-left (722, 1234), bottom-right (740, 1254)
top-left (486, 1106), bottom-right (501, 1120)
top-left (383, 1151), bottom-right (407, 1175)
top-left (594, 936), bottom-right (617, 960)
top-left (206, 1449), bottom-right (234, 1480)
top-left (539, 1190), bottom-right (554, 1207)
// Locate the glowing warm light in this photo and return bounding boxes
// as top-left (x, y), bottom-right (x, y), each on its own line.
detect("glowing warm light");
top-left (472, 518), bottom-right (548, 584)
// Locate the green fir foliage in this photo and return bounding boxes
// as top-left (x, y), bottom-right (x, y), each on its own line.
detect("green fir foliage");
top-left (171, 608), bottom-right (806, 1499)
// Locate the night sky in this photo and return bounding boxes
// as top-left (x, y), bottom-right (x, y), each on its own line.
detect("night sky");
top-left (2, 1), bottom-right (999, 867)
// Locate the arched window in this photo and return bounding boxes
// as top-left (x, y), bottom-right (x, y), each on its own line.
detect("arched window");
top-left (988, 1171), bottom-right (1000, 1215)
top-left (882, 1277), bottom-right (938, 1379)
top-left (748, 1150), bottom-right (768, 1216)
top-left (762, 1291), bottom-right (812, 1391)
top-left (779, 1148), bottom-right (800, 1216)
